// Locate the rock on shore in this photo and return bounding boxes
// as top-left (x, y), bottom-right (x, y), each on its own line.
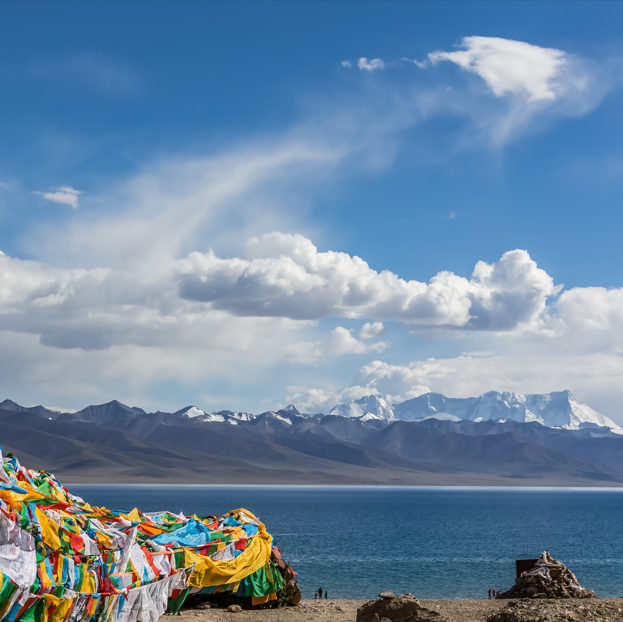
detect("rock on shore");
top-left (488, 599), bottom-right (623, 622)
top-left (356, 591), bottom-right (448, 622)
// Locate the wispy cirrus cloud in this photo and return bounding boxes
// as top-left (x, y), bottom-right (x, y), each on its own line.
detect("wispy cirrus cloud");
top-left (352, 36), bottom-right (612, 146)
top-left (23, 54), bottom-right (140, 96)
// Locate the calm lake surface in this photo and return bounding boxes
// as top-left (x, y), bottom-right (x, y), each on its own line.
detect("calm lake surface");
top-left (66, 485), bottom-right (623, 600)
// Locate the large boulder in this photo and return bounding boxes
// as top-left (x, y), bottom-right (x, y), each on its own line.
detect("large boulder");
top-left (286, 581), bottom-right (302, 606)
top-left (356, 593), bottom-right (446, 622)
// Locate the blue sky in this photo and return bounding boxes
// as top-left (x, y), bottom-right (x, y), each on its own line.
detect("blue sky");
top-left (2, 1), bottom-right (623, 420)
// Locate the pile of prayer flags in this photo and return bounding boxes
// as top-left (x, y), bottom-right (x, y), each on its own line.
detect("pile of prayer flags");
top-left (0, 447), bottom-right (296, 622)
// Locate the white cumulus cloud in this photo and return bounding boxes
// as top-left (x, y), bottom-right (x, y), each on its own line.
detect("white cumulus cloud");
top-left (428, 36), bottom-right (567, 102)
top-left (555, 287), bottom-right (623, 331)
top-left (358, 58), bottom-right (385, 72)
top-left (359, 321), bottom-right (385, 339)
top-left (287, 326), bottom-right (387, 363)
top-left (177, 233), bottom-right (559, 332)
top-left (0, 234), bottom-right (562, 357)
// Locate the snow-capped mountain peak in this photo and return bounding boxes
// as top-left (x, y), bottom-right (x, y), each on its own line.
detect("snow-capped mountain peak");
top-left (207, 410), bottom-right (255, 424)
top-left (177, 406), bottom-right (206, 418)
top-left (330, 394), bottom-right (394, 420)
top-left (171, 406), bottom-right (255, 425)
top-left (392, 390), bottom-right (622, 433)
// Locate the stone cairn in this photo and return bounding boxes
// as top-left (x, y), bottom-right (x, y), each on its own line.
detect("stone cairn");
top-left (496, 552), bottom-right (596, 600)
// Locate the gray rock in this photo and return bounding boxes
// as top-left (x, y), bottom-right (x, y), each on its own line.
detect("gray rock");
top-left (357, 593), bottom-right (446, 622)
top-left (379, 591), bottom-right (396, 600)
top-left (286, 581), bottom-right (302, 606)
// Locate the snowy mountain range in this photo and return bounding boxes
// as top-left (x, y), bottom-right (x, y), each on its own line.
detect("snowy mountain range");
top-left (3, 395), bottom-right (623, 486)
top-left (330, 390), bottom-right (623, 433)
top-left (1, 389), bottom-right (620, 434)
top-left (0, 398), bottom-right (302, 428)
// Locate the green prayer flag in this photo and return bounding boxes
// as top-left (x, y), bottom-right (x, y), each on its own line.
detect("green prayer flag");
top-left (19, 599), bottom-right (44, 622)
top-left (0, 573), bottom-right (16, 606)
top-left (167, 587), bottom-right (190, 614)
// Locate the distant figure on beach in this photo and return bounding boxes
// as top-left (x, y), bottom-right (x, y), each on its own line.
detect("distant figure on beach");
top-left (492, 589), bottom-right (497, 598)
top-left (325, 591), bottom-right (328, 599)
top-left (488, 589), bottom-right (491, 599)
top-left (314, 591), bottom-right (318, 599)
top-left (318, 587), bottom-right (323, 599)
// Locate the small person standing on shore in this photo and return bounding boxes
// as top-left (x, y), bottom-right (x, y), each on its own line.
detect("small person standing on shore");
top-left (314, 591), bottom-right (318, 599)
top-left (318, 587), bottom-right (323, 599)
top-left (325, 591), bottom-right (328, 600)
top-left (488, 589), bottom-right (491, 599)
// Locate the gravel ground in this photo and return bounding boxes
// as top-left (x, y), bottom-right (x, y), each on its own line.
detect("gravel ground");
top-left (174, 597), bottom-right (623, 622)
top-left (175, 598), bottom-right (505, 622)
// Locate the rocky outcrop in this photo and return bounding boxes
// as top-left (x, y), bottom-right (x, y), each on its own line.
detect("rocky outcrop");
top-left (496, 552), bottom-right (596, 600)
top-left (285, 581), bottom-right (302, 606)
top-left (488, 599), bottom-right (617, 622)
top-left (356, 592), bottom-right (447, 622)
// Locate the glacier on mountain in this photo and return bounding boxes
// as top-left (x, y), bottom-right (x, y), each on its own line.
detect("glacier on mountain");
top-left (329, 394), bottom-right (394, 420)
top-left (331, 390), bottom-right (623, 432)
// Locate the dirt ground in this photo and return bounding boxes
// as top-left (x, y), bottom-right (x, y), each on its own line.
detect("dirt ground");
top-left (176, 598), bottom-right (504, 622)
top-left (175, 597), bottom-right (623, 622)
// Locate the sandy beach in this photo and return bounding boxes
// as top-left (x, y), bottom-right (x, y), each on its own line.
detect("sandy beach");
top-left (174, 598), bottom-right (623, 622)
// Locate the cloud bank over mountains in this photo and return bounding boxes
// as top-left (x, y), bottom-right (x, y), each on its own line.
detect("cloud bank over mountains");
top-left (4, 227), bottom-right (623, 417)
top-left (0, 234), bottom-right (608, 351)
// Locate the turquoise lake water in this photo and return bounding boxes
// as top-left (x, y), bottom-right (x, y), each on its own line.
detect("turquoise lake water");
top-left (66, 485), bottom-right (623, 600)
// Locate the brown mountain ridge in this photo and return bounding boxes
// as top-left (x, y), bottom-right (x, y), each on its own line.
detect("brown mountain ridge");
top-left (2, 399), bottom-right (623, 486)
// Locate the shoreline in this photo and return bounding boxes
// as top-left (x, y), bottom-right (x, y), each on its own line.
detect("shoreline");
top-left (65, 482), bottom-right (623, 489)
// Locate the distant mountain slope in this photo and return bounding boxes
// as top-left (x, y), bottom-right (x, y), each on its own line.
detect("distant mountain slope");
top-left (362, 420), bottom-right (621, 482)
top-left (0, 399), bottom-right (72, 420)
top-left (3, 398), bottom-right (623, 486)
top-left (0, 407), bottom-right (495, 486)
